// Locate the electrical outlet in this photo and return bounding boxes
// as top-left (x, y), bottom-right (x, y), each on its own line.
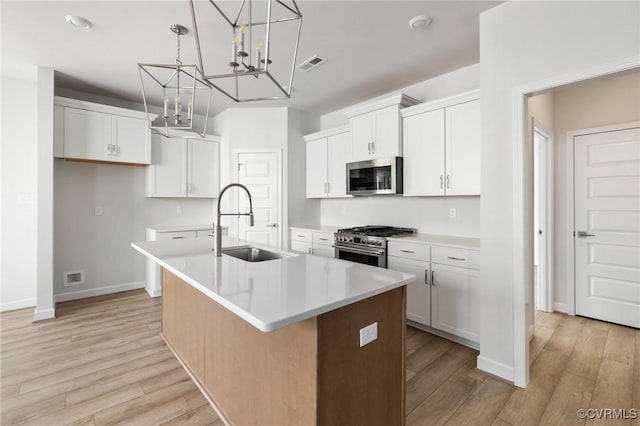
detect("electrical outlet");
top-left (176, 205), bottom-right (183, 214)
top-left (94, 206), bottom-right (103, 216)
top-left (359, 322), bottom-right (378, 347)
top-left (449, 208), bottom-right (457, 219)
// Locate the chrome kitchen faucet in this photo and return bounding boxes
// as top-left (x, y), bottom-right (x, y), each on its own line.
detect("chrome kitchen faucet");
top-left (214, 183), bottom-right (254, 256)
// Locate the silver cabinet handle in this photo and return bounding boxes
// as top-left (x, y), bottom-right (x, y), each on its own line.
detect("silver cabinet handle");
top-left (424, 269), bottom-right (430, 285)
top-left (266, 224), bottom-right (277, 228)
top-left (431, 270), bottom-right (435, 286)
top-left (319, 238), bottom-right (329, 241)
top-left (297, 235), bottom-right (305, 238)
top-left (440, 175), bottom-right (444, 189)
top-left (367, 142), bottom-right (371, 154)
top-left (447, 256), bottom-right (466, 261)
top-left (446, 174), bottom-right (450, 189)
top-left (327, 182), bottom-right (330, 194)
top-left (400, 249), bottom-right (414, 254)
top-left (371, 141), bottom-right (375, 154)
top-left (171, 236), bottom-right (185, 239)
top-left (577, 231), bottom-right (595, 238)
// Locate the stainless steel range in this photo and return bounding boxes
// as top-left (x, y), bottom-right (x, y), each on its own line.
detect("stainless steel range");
top-left (334, 226), bottom-right (416, 268)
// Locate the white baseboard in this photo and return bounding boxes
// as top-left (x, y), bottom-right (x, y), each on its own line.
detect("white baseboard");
top-left (0, 298), bottom-right (36, 312)
top-left (33, 307), bottom-right (56, 322)
top-left (553, 302), bottom-right (569, 314)
top-left (54, 281), bottom-right (145, 303)
top-left (477, 355), bottom-right (514, 383)
top-left (145, 286), bottom-right (161, 298)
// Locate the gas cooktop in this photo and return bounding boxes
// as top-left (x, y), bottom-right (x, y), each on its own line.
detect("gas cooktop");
top-left (336, 226), bottom-right (416, 238)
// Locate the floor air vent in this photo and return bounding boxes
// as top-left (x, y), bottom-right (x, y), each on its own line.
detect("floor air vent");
top-left (296, 55), bottom-right (326, 72)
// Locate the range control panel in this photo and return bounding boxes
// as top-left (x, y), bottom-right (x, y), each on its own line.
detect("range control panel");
top-left (334, 234), bottom-right (386, 247)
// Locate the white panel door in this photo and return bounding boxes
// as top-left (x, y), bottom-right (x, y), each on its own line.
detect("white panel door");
top-left (403, 109), bottom-right (446, 196)
top-left (387, 256), bottom-right (431, 326)
top-left (575, 126), bottom-right (640, 328)
top-left (327, 132), bottom-right (352, 198)
top-left (147, 135), bottom-right (186, 197)
top-left (188, 139), bottom-right (219, 198)
top-left (373, 105), bottom-right (401, 158)
top-left (237, 152), bottom-right (279, 247)
top-left (431, 263), bottom-right (480, 342)
top-left (64, 107), bottom-right (111, 161)
top-left (112, 116), bottom-right (150, 164)
top-left (445, 100), bottom-right (481, 196)
top-left (351, 112), bottom-right (374, 161)
top-left (306, 138), bottom-right (328, 198)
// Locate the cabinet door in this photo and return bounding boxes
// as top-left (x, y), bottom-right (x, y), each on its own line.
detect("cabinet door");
top-left (372, 105), bottom-right (401, 158)
top-left (64, 107), bottom-right (111, 161)
top-left (146, 135), bottom-right (187, 197)
top-left (312, 243), bottom-right (335, 258)
top-left (306, 138), bottom-right (328, 198)
top-left (351, 112), bottom-right (374, 161)
top-left (188, 139), bottom-right (219, 198)
top-left (445, 100), bottom-right (481, 196)
top-left (291, 240), bottom-right (313, 254)
top-left (387, 256), bottom-right (430, 326)
top-left (403, 109), bottom-right (445, 196)
top-left (431, 263), bottom-right (480, 342)
top-left (327, 132), bottom-right (351, 198)
top-left (112, 116), bottom-right (150, 164)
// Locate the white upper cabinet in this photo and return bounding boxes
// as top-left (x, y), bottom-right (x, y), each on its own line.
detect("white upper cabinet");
top-left (54, 97), bottom-right (150, 165)
top-left (401, 91), bottom-right (480, 196)
top-left (146, 134), bottom-right (220, 198)
top-left (345, 93), bottom-right (420, 161)
top-left (403, 108), bottom-right (445, 197)
top-left (304, 126), bottom-right (351, 198)
top-left (445, 99), bottom-right (481, 196)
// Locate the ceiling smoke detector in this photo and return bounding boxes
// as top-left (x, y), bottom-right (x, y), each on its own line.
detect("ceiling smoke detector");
top-left (296, 55), bottom-right (327, 72)
top-left (409, 15), bottom-right (432, 29)
top-left (65, 15), bottom-right (93, 29)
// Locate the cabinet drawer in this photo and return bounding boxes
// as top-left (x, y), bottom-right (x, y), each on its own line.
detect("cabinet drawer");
top-left (313, 231), bottom-right (333, 246)
top-left (387, 241), bottom-right (429, 261)
top-left (431, 246), bottom-right (479, 270)
top-left (291, 229), bottom-right (313, 242)
top-left (156, 231), bottom-right (197, 240)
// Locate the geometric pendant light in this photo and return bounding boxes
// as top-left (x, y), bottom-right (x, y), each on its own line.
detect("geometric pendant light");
top-left (189, 0), bottom-right (302, 102)
top-left (138, 24), bottom-right (213, 138)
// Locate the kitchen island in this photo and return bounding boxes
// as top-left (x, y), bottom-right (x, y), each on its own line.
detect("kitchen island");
top-left (132, 237), bottom-right (415, 426)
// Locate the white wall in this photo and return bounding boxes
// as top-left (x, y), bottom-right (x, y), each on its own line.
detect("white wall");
top-left (479, 1), bottom-right (639, 383)
top-left (53, 160), bottom-right (213, 301)
top-left (552, 70), bottom-right (640, 310)
top-left (0, 75), bottom-right (39, 311)
top-left (317, 63), bottom-right (481, 237)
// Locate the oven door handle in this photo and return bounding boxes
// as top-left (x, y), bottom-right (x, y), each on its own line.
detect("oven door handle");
top-left (332, 245), bottom-right (385, 257)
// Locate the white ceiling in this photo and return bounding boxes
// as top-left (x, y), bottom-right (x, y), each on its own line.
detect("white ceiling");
top-left (1, 1), bottom-right (500, 116)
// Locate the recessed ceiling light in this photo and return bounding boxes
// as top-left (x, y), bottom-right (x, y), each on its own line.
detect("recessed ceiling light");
top-left (65, 15), bottom-right (93, 30)
top-left (409, 15), bottom-right (432, 29)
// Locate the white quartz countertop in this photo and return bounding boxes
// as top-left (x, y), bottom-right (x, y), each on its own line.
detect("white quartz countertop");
top-left (289, 225), bottom-right (342, 233)
top-left (387, 233), bottom-right (480, 250)
top-left (131, 237), bottom-right (415, 332)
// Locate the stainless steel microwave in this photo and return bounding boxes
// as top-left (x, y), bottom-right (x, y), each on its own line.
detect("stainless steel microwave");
top-left (346, 157), bottom-right (403, 196)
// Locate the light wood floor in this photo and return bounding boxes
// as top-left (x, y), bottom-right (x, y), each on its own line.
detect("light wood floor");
top-left (1, 290), bottom-right (638, 426)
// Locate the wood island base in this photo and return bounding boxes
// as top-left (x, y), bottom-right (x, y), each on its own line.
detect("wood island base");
top-left (161, 269), bottom-right (406, 426)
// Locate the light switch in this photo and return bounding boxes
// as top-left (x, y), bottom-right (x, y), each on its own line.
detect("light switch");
top-left (449, 208), bottom-right (457, 219)
top-left (94, 206), bottom-right (103, 216)
top-left (176, 205), bottom-right (183, 214)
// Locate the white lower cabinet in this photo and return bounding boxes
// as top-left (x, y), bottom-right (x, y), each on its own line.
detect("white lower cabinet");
top-left (387, 240), bottom-right (480, 346)
top-left (290, 228), bottom-right (335, 258)
top-left (431, 263), bottom-right (480, 342)
top-left (387, 256), bottom-right (430, 325)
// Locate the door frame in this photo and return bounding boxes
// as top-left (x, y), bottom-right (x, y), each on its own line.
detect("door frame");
top-left (233, 149), bottom-right (283, 248)
top-left (532, 120), bottom-right (554, 313)
top-left (511, 56), bottom-right (639, 388)
top-left (565, 120), bottom-right (640, 316)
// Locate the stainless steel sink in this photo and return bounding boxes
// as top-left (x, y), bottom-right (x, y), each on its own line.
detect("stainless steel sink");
top-left (221, 246), bottom-right (286, 262)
